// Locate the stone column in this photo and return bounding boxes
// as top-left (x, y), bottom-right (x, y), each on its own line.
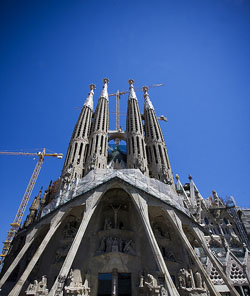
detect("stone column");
top-left (48, 192), bottom-right (103, 296)
top-left (165, 209), bottom-right (236, 296)
top-left (131, 192), bottom-right (180, 296)
top-left (8, 210), bottom-right (66, 296)
top-left (112, 268), bottom-right (118, 296)
top-left (191, 226), bottom-right (240, 296)
top-left (0, 228), bottom-right (38, 288)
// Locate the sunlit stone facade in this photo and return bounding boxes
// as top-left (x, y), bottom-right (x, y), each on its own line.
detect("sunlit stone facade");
top-left (0, 80), bottom-right (249, 296)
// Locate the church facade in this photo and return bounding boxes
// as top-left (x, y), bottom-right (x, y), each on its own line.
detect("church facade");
top-left (0, 79), bottom-right (249, 296)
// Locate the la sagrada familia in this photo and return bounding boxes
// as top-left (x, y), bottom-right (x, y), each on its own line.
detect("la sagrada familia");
top-left (0, 79), bottom-right (249, 296)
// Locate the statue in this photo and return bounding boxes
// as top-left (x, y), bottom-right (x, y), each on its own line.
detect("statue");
top-left (139, 273), bottom-right (144, 288)
top-left (87, 153), bottom-right (97, 171)
top-left (111, 204), bottom-right (121, 228)
top-left (144, 274), bottom-right (159, 290)
top-left (112, 237), bottom-right (119, 252)
top-left (194, 271), bottom-right (203, 289)
top-left (230, 233), bottom-right (242, 247)
top-left (64, 269), bottom-right (90, 296)
top-left (106, 237), bottom-right (113, 253)
top-left (24, 189), bottom-right (42, 227)
top-left (135, 155), bottom-right (146, 173)
top-left (161, 165), bottom-right (172, 185)
top-left (178, 269), bottom-right (186, 289)
top-left (97, 237), bottom-right (106, 253)
top-left (62, 164), bottom-right (74, 189)
top-left (26, 276), bottom-right (48, 295)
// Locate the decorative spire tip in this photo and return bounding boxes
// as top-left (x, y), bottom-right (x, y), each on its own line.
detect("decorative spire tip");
top-left (89, 84), bottom-right (96, 90)
top-left (175, 174), bottom-right (179, 180)
top-left (188, 175), bottom-right (193, 180)
top-left (128, 79), bottom-right (135, 86)
top-left (103, 78), bottom-right (109, 84)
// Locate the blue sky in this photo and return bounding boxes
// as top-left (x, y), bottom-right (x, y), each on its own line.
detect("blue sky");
top-left (0, 0), bottom-right (250, 247)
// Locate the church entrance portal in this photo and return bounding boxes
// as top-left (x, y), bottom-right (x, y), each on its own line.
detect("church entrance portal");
top-left (98, 272), bottom-right (131, 296)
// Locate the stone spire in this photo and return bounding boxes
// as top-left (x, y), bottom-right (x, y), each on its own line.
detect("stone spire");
top-left (126, 79), bottom-right (148, 175)
top-left (143, 86), bottom-right (174, 185)
top-left (23, 188), bottom-right (42, 227)
top-left (62, 84), bottom-right (95, 183)
top-left (86, 78), bottom-right (109, 173)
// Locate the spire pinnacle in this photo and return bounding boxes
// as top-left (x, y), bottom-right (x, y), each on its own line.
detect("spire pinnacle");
top-left (128, 79), bottom-right (137, 100)
top-left (100, 78), bottom-right (109, 100)
top-left (143, 86), bottom-right (154, 110)
top-left (83, 84), bottom-right (96, 110)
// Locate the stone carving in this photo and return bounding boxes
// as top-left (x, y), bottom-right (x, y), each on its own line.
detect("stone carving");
top-left (87, 153), bottom-right (97, 171)
top-left (161, 165), bottom-right (172, 185)
top-left (194, 271), bottom-right (203, 289)
top-left (178, 269), bottom-right (186, 289)
top-left (177, 269), bottom-right (207, 294)
top-left (111, 204), bottom-right (122, 228)
top-left (209, 235), bottom-right (222, 248)
top-left (135, 156), bottom-right (146, 173)
top-left (26, 276), bottom-right (48, 295)
top-left (64, 269), bottom-right (90, 296)
top-left (62, 164), bottom-right (74, 189)
top-left (139, 273), bottom-right (167, 296)
top-left (24, 189), bottom-right (42, 227)
top-left (230, 233), bottom-right (242, 248)
top-left (152, 224), bottom-right (170, 239)
top-left (63, 216), bottom-right (80, 239)
top-left (55, 275), bottom-right (67, 296)
top-left (97, 237), bottom-right (136, 255)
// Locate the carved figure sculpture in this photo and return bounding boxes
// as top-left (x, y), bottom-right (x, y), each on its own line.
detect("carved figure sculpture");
top-left (135, 156), bottom-right (146, 173)
top-left (26, 276), bottom-right (48, 295)
top-left (144, 274), bottom-right (159, 290)
top-left (64, 269), bottom-right (90, 296)
top-left (87, 153), bottom-right (97, 171)
top-left (194, 271), bottom-right (203, 289)
top-left (54, 275), bottom-right (67, 296)
top-left (178, 269), bottom-right (186, 289)
top-left (230, 233), bottom-right (242, 248)
top-left (161, 164), bottom-right (172, 185)
top-left (62, 164), bottom-right (74, 190)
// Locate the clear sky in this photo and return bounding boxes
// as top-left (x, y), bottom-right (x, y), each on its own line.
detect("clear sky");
top-left (0, 0), bottom-right (249, 248)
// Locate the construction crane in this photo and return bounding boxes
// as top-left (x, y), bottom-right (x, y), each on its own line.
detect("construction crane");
top-left (109, 83), bottom-right (165, 130)
top-left (0, 148), bottom-right (63, 266)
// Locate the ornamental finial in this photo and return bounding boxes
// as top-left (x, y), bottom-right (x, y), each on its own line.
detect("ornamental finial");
top-left (89, 84), bottom-right (96, 91)
top-left (100, 78), bottom-right (109, 100)
top-left (128, 79), bottom-right (135, 86)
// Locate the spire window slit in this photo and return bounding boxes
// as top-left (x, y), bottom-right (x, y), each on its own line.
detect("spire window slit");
top-left (153, 145), bottom-right (158, 163)
top-left (158, 145), bottom-right (164, 164)
top-left (65, 145), bottom-right (72, 167)
top-left (102, 102), bottom-right (106, 131)
top-left (77, 143), bottom-right (83, 164)
top-left (95, 135), bottom-right (99, 154)
top-left (142, 139), bottom-right (145, 159)
top-left (100, 135), bottom-right (103, 155)
top-left (132, 137), bottom-right (135, 154)
top-left (72, 142), bottom-right (78, 163)
top-left (136, 136), bottom-right (140, 155)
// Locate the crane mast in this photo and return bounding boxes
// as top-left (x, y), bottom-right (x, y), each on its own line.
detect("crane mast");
top-left (0, 148), bottom-right (63, 266)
